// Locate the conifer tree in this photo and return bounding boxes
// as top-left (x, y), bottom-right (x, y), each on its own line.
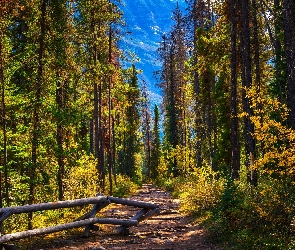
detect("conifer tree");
top-left (158, 4), bottom-right (187, 176)
top-left (141, 82), bottom-right (152, 178)
top-left (123, 64), bottom-right (140, 178)
top-left (229, 0), bottom-right (239, 179)
top-left (282, 0), bottom-right (295, 129)
top-left (0, 0), bottom-right (16, 208)
top-left (151, 105), bottom-right (161, 179)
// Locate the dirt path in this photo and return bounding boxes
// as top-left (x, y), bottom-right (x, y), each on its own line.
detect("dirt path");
top-left (28, 184), bottom-right (218, 250)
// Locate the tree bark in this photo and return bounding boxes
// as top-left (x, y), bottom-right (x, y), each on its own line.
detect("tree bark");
top-left (242, 0), bottom-right (256, 185)
top-left (283, 0), bottom-right (295, 129)
top-left (56, 77), bottom-right (65, 201)
top-left (274, 0), bottom-right (285, 103)
top-left (192, 0), bottom-right (204, 168)
top-left (29, 0), bottom-right (48, 229)
top-left (251, 0), bottom-right (261, 185)
top-left (230, 0), bottom-right (240, 179)
top-left (108, 196), bottom-right (158, 209)
top-left (0, 218), bottom-right (138, 244)
top-left (98, 79), bottom-right (105, 190)
top-left (169, 48), bottom-right (178, 177)
top-left (0, 33), bottom-right (8, 207)
top-left (0, 196), bottom-right (108, 219)
top-left (108, 24), bottom-right (113, 195)
top-left (51, 0), bottom-right (67, 201)
top-left (90, 10), bottom-right (105, 192)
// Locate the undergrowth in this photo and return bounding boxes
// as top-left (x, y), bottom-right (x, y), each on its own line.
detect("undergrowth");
top-left (2, 154), bottom-right (139, 236)
top-left (157, 167), bottom-right (295, 249)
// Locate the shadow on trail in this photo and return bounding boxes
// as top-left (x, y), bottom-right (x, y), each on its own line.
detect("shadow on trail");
top-left (19, 184), bottom-right (219, 250)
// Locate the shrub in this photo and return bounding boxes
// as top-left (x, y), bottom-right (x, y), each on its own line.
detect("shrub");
top-left (158, 166), bottom-right (225, 217)
top-left (105, 174), bottom-right (139, 197)
top-left (205, 176), bottom-right (295, 249)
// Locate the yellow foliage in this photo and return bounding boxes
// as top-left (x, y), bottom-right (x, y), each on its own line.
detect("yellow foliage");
top-left (169, 166), bottom-right (225, 216)
top-left (64, 154), bottom-right (98, 200)
top-left (105, 174), bottom-right (139, 197)
top-left (33, 154), bottom-right (99, 230)
top-left (246, 86), bottom-right (295, 177)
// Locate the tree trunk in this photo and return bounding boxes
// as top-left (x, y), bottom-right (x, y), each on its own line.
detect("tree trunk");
top-left (242, 0), bottom-right (256, 185)
top-left (169, 48), bottom-right (178, 177)
top-left (274, 0), bottom-right (285, 103)
top-left (51, 0), bottom-right (68, 201)
top-left (94, 80), bottom-right (99, 167)
top-left (112, 115), bottom-right (117, 185)
top-left (251, 0), bottom-right (261, 185)
top-left (193, 0), bottom-right (203, 168)
top-left (108, 25), bottom-right (113, 195)
top-left (230, 0), bottom-right (240, 179)
top-left (90, 119), bottom-right (94, 154)
top-left (30, 0), bottom-right (47, 229)
top-left (98, 80), bottom-right (105, 190)
top-left (0, 34), bottom-right (8, 207)
top-left (90, 10), bottom-right (105, 192)
top-left (56, 77), bottom-right (65, 201)
top-left (283, 0), bottom-right (295, 129)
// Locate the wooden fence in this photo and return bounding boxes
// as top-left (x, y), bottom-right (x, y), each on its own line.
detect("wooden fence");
top-left (0, 195), bottom-right (159, 249)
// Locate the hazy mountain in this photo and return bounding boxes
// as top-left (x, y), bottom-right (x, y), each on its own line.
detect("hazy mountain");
top-left (119, 0), bottom-right (186, 105)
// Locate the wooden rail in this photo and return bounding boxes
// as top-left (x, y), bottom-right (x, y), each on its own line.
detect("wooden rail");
top-left (0, 195), bottom-right (159, 248)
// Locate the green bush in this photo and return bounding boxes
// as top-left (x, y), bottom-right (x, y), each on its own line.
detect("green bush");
top-left (105, 174), bottom-right (139, 197)
top-left (157, 164), bottom-right (295, 249)
top-left (158, 166), bottom-right (225, 218)
top-left (205, 176), bottom-right (295, 249)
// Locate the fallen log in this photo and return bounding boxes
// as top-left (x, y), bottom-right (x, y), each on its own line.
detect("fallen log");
top-left (108, 197), bottom-right (158, 209)
top-left (0, 196), bottom-right (108, 221)
top-left (142, 208), bottom-right (160, 220)
top-left (84, 199), bottom-right (111, 237)
top-left (0, 243), bottom-right (17, 250)
top-left (0, 218), bottom-right (138, 244)
top-left (76, 197), bottom-right (111, 222)
top-left (115, 208), bottom-right (148, 234)
top-left (0, 210), bottom-right (13, 224)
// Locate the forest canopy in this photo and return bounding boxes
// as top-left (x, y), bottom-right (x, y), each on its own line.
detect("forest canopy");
top-left (0, 0), bottom-right (295, 248)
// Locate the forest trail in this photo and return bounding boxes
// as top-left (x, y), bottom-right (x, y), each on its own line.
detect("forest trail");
top-left (29, 184), bottom-right (218, 250)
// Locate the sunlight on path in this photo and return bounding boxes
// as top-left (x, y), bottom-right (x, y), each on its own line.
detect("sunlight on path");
top-left (28, 184), bottom-right (219, 250)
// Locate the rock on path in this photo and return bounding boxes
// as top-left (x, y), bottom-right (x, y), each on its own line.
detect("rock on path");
top-left (27, 184), bottom-right (219, 250)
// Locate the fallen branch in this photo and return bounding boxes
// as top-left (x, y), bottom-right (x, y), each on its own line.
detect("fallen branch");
top-left (0, 209), bottom-right (13, 223)
top-left (84, 200), bottom-right (111, 236)
top-left (108, 197), bottom-right (158, 209)
top-left (115, 208), bottom-right (148, 234)
top-left (142, 208), bottom-right (160, 220)
top-left (0, 196), bottom-right (108, 219)
top-left (0, 218), bottom-right (138, 244)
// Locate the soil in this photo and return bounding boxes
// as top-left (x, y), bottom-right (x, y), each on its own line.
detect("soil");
top-left (17, 184), bottom-right (219, 250)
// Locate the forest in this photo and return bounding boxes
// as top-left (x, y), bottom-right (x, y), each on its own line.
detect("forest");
top-left (0, 0), bottom-right (295, 249)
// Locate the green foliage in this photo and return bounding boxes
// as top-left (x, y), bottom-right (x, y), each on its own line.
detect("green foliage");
top-left (116, 65), bottom-right (141, 179)
top-left (175, 167), bottom-right (224, 216)
top-left (158, 166), bottom-right (225, 217)
top-left (157, 159), bottom-right (295, 249)
top-left (63, 154), bottom-right (98, 200)
top-left (150, 104), bottom-right (161, 179)
top-left (205, 176), bottom-right (295, 249)
top-left (2, 152), bottom-right (140, 235)
top-left (107, 174), bottom-right (139, 198)
top-left (156, 0), bottom-right (295, 249)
